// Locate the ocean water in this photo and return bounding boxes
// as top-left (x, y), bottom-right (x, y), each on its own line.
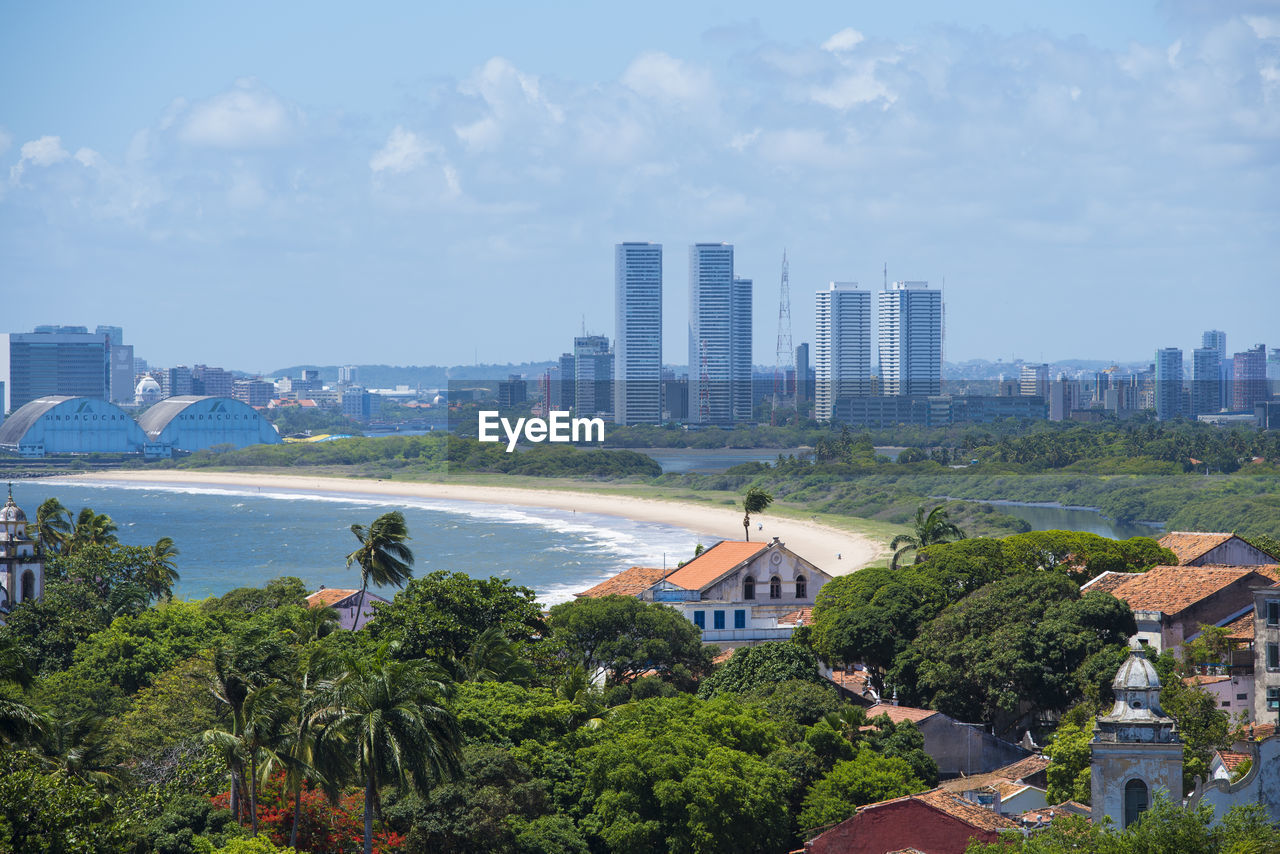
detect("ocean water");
top-left (10, 479), bottom-right (713, 606)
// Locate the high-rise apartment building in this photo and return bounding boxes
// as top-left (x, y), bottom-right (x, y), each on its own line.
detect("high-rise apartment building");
top-left (1203, 330), bottom-right (1230, 410)
top-left (1154, 348), bottom-right (1184, 421)
top-left (1233, 345), bottom-right (1269, 411)
top-left (338, 365), bottom-right (360, 386)
top-left (8, 330), bottom-right (110, 411)
top-left (877, 281), bottom-right (942, 397)
top-left (814, 283), bottom-right (872, 422)
top-left (233, 379), bottom-right (274, 408)
top-left (1019, 364), bottom-right (1050, 398)
top-left (550, 353), bottom-right (575, 411)
top-left (613, 242), bottom-right (663, 425)
top-left (162, 366), bottom-right (193, 399)
top-left (688, 243), bottom-right (750, 425)
top-left (192, 365), bottom-right (234, 398)
top-left (731, 276), bottom-right (753, 422)
top-left (1191, 348), bottom-right (1221, 416)
top-left (574, 335), bottom-right (613, 418)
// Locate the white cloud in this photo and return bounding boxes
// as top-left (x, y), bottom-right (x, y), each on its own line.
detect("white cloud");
top-left (622, 52), bottom-right (715, 103)
top-left (9, 135), bottom-right (70, 181)
top-left (823, 28), bottom-right (865, 53)
top-left (179, 79), bottom-right (300, 148)
top-left (454, 58), bottom-right (563, 150)
top-left (370, 127), bottom-right (429, 174)
top-left (811, 62), bottom-right (896, 109)
top-left (1244, 15), bottom-right (1280, 40)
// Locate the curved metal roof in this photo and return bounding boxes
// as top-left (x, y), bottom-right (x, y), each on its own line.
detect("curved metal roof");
top-left (0, 396), bottom-right (78, 445)
top-left (136, 395), bottom-right (214, 439)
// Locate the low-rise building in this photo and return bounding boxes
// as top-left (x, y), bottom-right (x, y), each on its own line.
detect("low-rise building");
top-left (305, 587), bottom-right (389, 631)
top-left (801, 788), bottom-right (1018, 854)
top-left (863, 704), bottom-right (1032, 779)
top-left (1158, 532), bottom-right (1277, 567)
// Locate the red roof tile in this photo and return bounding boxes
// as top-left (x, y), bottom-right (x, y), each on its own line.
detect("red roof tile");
top-left (865, 703), bottom-right (938, 724)
top-left (576, 566), bottom-right (668, 598)
top-left (661, 540), bottom-right (767, 591)
top-left (1183, 674), bottom-right (1231, 686)
top-left (1225, 611), bottom-right (1255, 640)
top-left (1081, 571), bottom-right (1136, 594)
top-left (306, 588), bottom-right (360, 608)
top-left (912, 790), bottom-right (1020, 832)
top-left (1109, 565), bottom-right (1272, 615)
top-left (990, 755), bottom-right (1051, 781)
top-left (778, 607), bottom-right (813, 626)
top-left (1159, 532), bottom-right (1236, 564)
top-left (1215, 750), bottom-right (1252, 772)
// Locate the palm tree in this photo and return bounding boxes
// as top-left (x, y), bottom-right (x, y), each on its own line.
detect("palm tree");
top-left (35, 497), bottom-right (73, 557)
top-left (204, 681), bottom-right (288, 836)
top-left (0, 637), bottom-right (43, 746)
top-left (742, 487), bottom-right (773, 542)
top-left (889, 504), bottom-right (966, 570)
top-left (69, 507), bottom-right (118, 555)
top-left (345, 511), bottom-right (414, 631)
top-left (448, 626), bottom-right (533, 685)
top-left (38, 710), bottom-right (126, 790)
top-left (143, 536), bottom-right (181, 601)
top-left (313, 647), bottom-right (461, 854)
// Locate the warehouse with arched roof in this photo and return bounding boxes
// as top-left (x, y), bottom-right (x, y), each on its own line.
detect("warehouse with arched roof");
top-left (136, 395), bottom-right (281, 452)
top-left (0, 396), bottom-right (150, 456)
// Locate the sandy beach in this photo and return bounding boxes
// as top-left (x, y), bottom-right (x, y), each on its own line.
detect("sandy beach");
top-left (69, 470), bottom-right (884, 576)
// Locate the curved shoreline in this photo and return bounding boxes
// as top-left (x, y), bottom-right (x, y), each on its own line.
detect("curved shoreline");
top-left (65, 470), bottom-right (884, 576)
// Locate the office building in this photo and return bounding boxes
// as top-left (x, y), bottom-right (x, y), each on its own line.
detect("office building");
top-left (1191, 348), bottom-right (1222, 416)
top-left (795, 343), bottom-right (811, 406)
top-left (688, 243), bottom-right (750, 425)
top-left (233, 379), bottom-right (274, 408)
top-left (613, 242), bottom-right (663, 425)
top-left (549, 353), bottom-right (575, 411)
top-left (1049, 378), bottom-right (1083, 422)
top-left (1233, 345), bottom-right (1269, 411)
top-left (814, 283), bottom-right (872, 422)
top-left (498, 375), bottom-right (527, 408)
top-left (877, 281), bottom-right (942, 397)
top-left (574, 335), bottom-right (613, 418)
top-left (1154, 348), bottom-right (1184, 421)
top-left (1019, 364), bottom-right (1049, 398)
top-left (7, 330), bottom-right (110, 411)
top-left (192, 365), bottom-right (234, 398)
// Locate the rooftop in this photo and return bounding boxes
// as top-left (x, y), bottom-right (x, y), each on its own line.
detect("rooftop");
top-left (1108, 565), bottom-right (1278, 615)
top-left (1224, 611), bottom-right (1255, 641)
top-left (1080, 571), bottom-right (1136, 595)
top-left (1183, 674), bottom-right (1232, 686)
top-left (660, 540), bottom-right (767, 591)
top-left (865, 703), bottom-right (938, 724)
top-left (576, 566), bottom-right (668, 598)
top-left (1215, 750), bottom-right (1252, 773)
top-left (305, 588), bottom-right (388, 609)
top-left (911, 789), bottom-right (1020, 832)
top-left (1158, 532), bottom-right (1236, 564)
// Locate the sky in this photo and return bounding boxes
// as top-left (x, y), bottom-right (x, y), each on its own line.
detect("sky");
top-left (2, 1), bottom-right (1278, 373)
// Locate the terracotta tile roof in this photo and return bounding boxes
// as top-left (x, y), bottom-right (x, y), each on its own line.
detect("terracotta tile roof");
top-left (1081, 571), bottom-right (1135, 594)
top-left (1215, 750), bottom-right (1252, 772)
top-left (990, 755), bottom-right (1051, 781)
top-left (998, 782), bottom-right (1035, 799)
top-left (1246, 723), bottom-right (1277, 741)
top-left (1018, 801), bottom-right (1092, 826)
top-left (1159, 532), bottom-right (1236, 564)
top-left (576, 566), bottom-right (668, 598)
top-left (913, 789), bottom-right (1019, 832)
top-left (827, 669), bottom-right (875, 697)
top-left (660, 540), bottom-right (767, 591)
top-left (1109, 565), bottom-right (1268, 615)
top-left (305, 588), bottom-right (387, 609)
top-left (1183, 674), bottom-right (1231, 686)
top-left (939, 772), bottom-right (1014, 793)
top-left (306, 588), bottom-right (360, 608)
top-left (1225, 611), bottom-right (1255, 640)
top-left (865, 703), bottom-right (938, 724)
top-left (778, 607), bottom-right (813, 626)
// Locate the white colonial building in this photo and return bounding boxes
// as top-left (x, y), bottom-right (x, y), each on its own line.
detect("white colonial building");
top-left (0, 487), bottom-right (44, 622)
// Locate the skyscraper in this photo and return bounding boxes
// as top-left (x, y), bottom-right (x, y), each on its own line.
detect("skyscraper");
top-left (1154, 347), bottom-right (1184, 421)
top-left (614, 242), bottom-right (663, 425)
top-left (1019, 364), bottom-right (1049, 398)
top-left (8, 330), bottom-right (110, 411)
top-left (1203, 330), bottom-right (1230, 410)
top-left (794, 343), bottom-right (811, 406)
top-left (574, 335), bottom-right (613, 418)
top-left (688, 243), bottom-right (749, 425)
top-left (814, 283), bottom-right (872, 422)
top-left (1191, 348), bottom-right (1221, 416)
top-left (731, 276), bottom-right (753, 422)
top-left (877, 281), bottom-right (942, 397)
top-left (1233, 344), bottom-right (1269, 411)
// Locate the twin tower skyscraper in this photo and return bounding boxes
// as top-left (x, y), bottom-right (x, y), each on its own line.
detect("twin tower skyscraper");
top-left (614, 242), bottom-right (752, 426)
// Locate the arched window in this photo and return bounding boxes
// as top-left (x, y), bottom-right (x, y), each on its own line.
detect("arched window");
top-left (20, 570), bottom-right (36, 601)
top-left (743, 576), bottom-right (755, 600)
top-left (795, 575), bottom-right (807, 598)
top-left (1124, 779), bottom-right (1148, 828)
top-left (769, 576), bottom-right (782, 599)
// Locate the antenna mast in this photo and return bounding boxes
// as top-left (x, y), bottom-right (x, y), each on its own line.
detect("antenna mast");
top-left (773, 250), bottom-right (794, 425)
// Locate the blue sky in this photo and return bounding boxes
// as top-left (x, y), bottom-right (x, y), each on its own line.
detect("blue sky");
top-left (2, 1), bottom-right (1277, 372)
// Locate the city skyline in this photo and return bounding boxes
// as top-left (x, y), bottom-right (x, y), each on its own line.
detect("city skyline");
top-left (3, 3), bottom-right (1278, 369)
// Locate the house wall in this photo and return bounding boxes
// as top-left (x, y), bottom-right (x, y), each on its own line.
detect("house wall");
top-left (1195, 677), bottom-right (1254, 722)
top-left (699, 547), bottom-right (829, 614)
top-left (806, 800), bottom-right (1003, 854)
top-left (1194, 541), bottom-right (1276, 566)
top-left (1189, 737), bottom-right (1280, 824)
top-left (921, 716), bottom-right (1032, 778)
top-left (998, 786), bottom-right (1048, 816)
top-left (1253, 588), bottom-right (1280, 724)
top-left (1090, 741), bottom-right (1184, 827)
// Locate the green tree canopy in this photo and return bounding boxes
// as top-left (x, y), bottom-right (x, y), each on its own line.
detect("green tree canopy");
top-left (697, 642), bottom-right (823, 699)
